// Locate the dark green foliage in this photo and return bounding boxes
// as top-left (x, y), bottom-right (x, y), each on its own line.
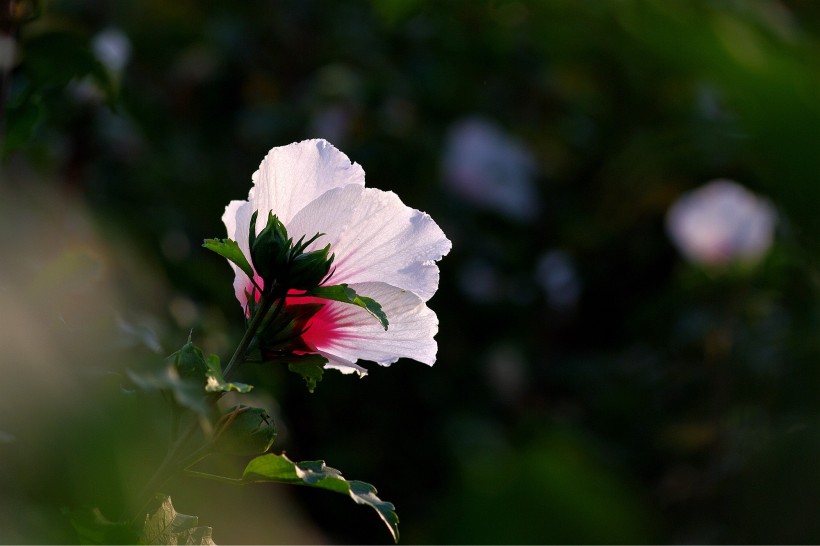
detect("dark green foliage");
top-left (287, 354), bottom-right (329, 393)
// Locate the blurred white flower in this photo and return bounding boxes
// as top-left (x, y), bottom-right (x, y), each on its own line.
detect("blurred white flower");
top-left (666, 179), bottom-right (776, 267)
top-left (92, 27), bottom-right (131, 76)
top-left (442, 117), bottom-right (539, 222)
top-left (222, 139), bottom-right (451, 376)
top-left (535, 250), bottom-right (581, 310)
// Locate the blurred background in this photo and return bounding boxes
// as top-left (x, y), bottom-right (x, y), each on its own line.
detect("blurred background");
top-left (3, 0), bottom-right (820, 543)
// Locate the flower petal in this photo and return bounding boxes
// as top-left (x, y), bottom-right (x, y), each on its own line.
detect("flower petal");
top-left (222, 199), bottom-right (256, 309)
top-left (299, 281), bottom-right (440, 375)
top-left (286, 185), bottom-right (452, 302)
top-left (248, 139), bottom-right (365, 227)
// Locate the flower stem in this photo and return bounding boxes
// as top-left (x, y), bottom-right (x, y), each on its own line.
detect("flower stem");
top-left (126, 420), bottom-right (199, 526)
top-left (222, 290), bottom-right (278, 380)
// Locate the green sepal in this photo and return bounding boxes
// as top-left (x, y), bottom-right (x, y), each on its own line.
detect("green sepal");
top-left (139, 496), bottom-right (214, 545)
top-left (204, 354), bottom-right (253, 394)
top-left (306, 284), bottom-right (389, 330)
top-left (202, 238), bottom-right (255, 282)
top-left (289, 243), bottom-right (334, 290)
top-left (186, 453), bottom-right (399, 543)
top-left (286, 354), bottom-right (329, 393)
top-left (68, 507), bottom-right (137, 545)
top-left (258, 303), bottom-right (323, 354)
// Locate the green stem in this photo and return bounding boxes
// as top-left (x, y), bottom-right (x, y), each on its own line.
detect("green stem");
top-left (222, 291), bottom-right (277, 380)
top-left (182, 469), bottom-right (243, 485)
top-left (126, 420), bottom-right (199, 526)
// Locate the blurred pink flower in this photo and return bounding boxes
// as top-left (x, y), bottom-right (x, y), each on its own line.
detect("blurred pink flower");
top-left (665, 179), bottom-right (776, 267)
top-left (442, 117), bottom-right (539, 222)
top-left (222, 139), bottom-right (451, 376)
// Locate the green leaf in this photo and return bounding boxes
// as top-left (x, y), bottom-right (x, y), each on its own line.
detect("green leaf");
top-left (244, 454), bottom-right (399, 543)
top-left (202, 238), bottom-right (255, 282)
top-left (286, 354), bottom-right (328, 393)
top-left (187, 453), bottom-right (399, 543)
top-left (306, 284), bottom-right (389, 330)
top-left (204, 354), bottom-right (253, 393)
top-left (126, 366), bottom-right (210, 415)
top-left (139, 496), bottom-right (214, 545)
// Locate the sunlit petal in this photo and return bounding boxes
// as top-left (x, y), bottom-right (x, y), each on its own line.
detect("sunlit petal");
top-left (298, 282), bottom-right (439, 375)
top-left (287, 185), bottom-right (451, 302)
top-left (248, 139), bottom-right (365, 227)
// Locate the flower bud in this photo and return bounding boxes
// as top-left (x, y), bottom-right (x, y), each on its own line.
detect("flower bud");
top-left (249, 211), bottom-right (291, 288)
top-left (247, 210), bottom-right (335, 292)
top-left (213, 405), bottom-right (276, 455)
top-left (290, 244), bottom-right (334, 290)
top-left (168, 341), bottom-right (209, 382)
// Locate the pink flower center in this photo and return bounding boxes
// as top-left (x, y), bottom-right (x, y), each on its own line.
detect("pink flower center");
top-left (285, 293), bottom-right (348, 352)
top-left (245, 279), bottom-right (346, 352)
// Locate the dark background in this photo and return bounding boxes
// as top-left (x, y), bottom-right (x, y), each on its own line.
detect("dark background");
top-left (3, 0), bottom-right (820, 543)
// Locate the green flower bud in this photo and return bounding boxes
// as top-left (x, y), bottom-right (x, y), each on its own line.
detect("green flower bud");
top-left (168, 341), bottom-right (209, 382)
top-left (247, 210), bottom-right (335, 293)
top-left (213, 405), bottom-right (276, 455)
top-left (290, 244), bottom-right (334, 290)
top-left (249, 211), bottom-right (291, 288)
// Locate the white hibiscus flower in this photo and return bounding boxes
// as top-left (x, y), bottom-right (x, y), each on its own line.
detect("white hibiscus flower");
top-left (666, 179), bottom-right (776, 268)
top-left (221, 139), bottom-right (451, 376)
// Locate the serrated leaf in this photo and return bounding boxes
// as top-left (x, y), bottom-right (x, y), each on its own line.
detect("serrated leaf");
top-left (202, 238), bottom-right (255, 281)
top-left (241, 453), bottom-right (399, 543)
top-left (204, 354), bottom-right (253, 393)
top-left (286, 354), bottom-right (328, 393)
top-left (139, 496), bottom-right (214, 545)
top-left (306, 284), bottom-right (388, 330)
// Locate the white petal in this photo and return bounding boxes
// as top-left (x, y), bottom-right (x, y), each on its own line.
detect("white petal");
top-left (300, 281), bottom-right (440, 375)
top-left (286, 185), bottom-right (452, 302)
top-left (248, 139), bottom-right (365, 228)
top-left (322, 354), bottom-right (369, 377)
top-left (221, 199), bottom-right (256, 310)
